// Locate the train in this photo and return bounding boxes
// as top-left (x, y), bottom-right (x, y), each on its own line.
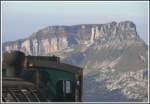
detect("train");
top-left (2, 51), bottom-right (83, 102)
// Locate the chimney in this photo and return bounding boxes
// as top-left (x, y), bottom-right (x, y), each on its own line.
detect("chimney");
top-left (3, 51), bottom-right (25, 77)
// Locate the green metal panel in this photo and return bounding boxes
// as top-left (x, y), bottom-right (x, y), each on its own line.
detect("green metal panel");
top-left (39, 68), bottom-right (75, 101)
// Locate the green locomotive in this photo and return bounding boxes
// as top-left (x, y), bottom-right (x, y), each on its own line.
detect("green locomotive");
top-left (2, 51), bottom-right (83, 102)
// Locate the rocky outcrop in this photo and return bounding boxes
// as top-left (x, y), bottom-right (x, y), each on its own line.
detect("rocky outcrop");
top-left (83, 68), bottom-right (148, 102)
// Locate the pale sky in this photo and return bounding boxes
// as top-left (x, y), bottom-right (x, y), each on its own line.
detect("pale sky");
top-left (1, 1), bottom-right (149, 44)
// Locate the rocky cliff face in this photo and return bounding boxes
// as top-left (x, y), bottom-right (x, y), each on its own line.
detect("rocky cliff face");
top-left (2, 21), bottom-right (148, 102)
top-left (3, 26), bottom-right (69, 55)
top-left (3, 21), bottom-right (140, 55)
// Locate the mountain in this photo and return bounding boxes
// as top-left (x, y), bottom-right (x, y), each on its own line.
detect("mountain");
top-left (2, 21), bottom-right (148, 102)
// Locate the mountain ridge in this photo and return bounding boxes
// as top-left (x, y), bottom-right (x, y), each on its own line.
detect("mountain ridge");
top-left (2, 20), bottom-right (148, 102)
top-left (3, 20), bottom-right (144, 54)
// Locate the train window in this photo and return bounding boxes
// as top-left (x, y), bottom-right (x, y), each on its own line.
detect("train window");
top-left (76, 80), bottom-right (80, 86)
top-left (65, 80), bottom-right (71, 94)
top-left (57, 80), bottom-right (73, 95)
top-left (56, 80), bottom-right (76, 101)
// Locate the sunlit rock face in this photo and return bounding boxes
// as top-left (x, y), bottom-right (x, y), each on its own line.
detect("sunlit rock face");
top-left (2, 21), bottom-right (148, 102)
top-left (2, 21), bottom-right (139, 55)
top-left (20, 39), bottom-right (32, 55)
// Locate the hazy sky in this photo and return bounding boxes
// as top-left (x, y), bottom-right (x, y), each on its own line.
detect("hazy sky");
top-left (1, 1), bottom-right (149, 44)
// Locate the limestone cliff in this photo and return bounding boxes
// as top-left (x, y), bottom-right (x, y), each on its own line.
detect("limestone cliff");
top-left (3, 21), bottom-right (140, 56)
top-left (2, 21), bottom-right (148, 102)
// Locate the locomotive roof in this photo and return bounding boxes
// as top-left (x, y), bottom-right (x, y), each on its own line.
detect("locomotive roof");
top-left (26, 55), bottom-right (83, 75)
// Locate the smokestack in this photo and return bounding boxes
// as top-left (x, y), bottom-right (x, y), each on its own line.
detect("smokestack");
top-left (3, 51), bottom-right (25, 77)
top-left (5, 66), bottom-right (15, 77)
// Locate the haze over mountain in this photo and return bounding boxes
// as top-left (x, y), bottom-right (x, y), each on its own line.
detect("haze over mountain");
top-left (2, 21), bottom-right (148, 102)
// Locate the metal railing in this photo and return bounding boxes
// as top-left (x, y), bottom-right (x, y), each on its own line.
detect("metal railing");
top-left (3, 86), bottom-right (47, 102)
